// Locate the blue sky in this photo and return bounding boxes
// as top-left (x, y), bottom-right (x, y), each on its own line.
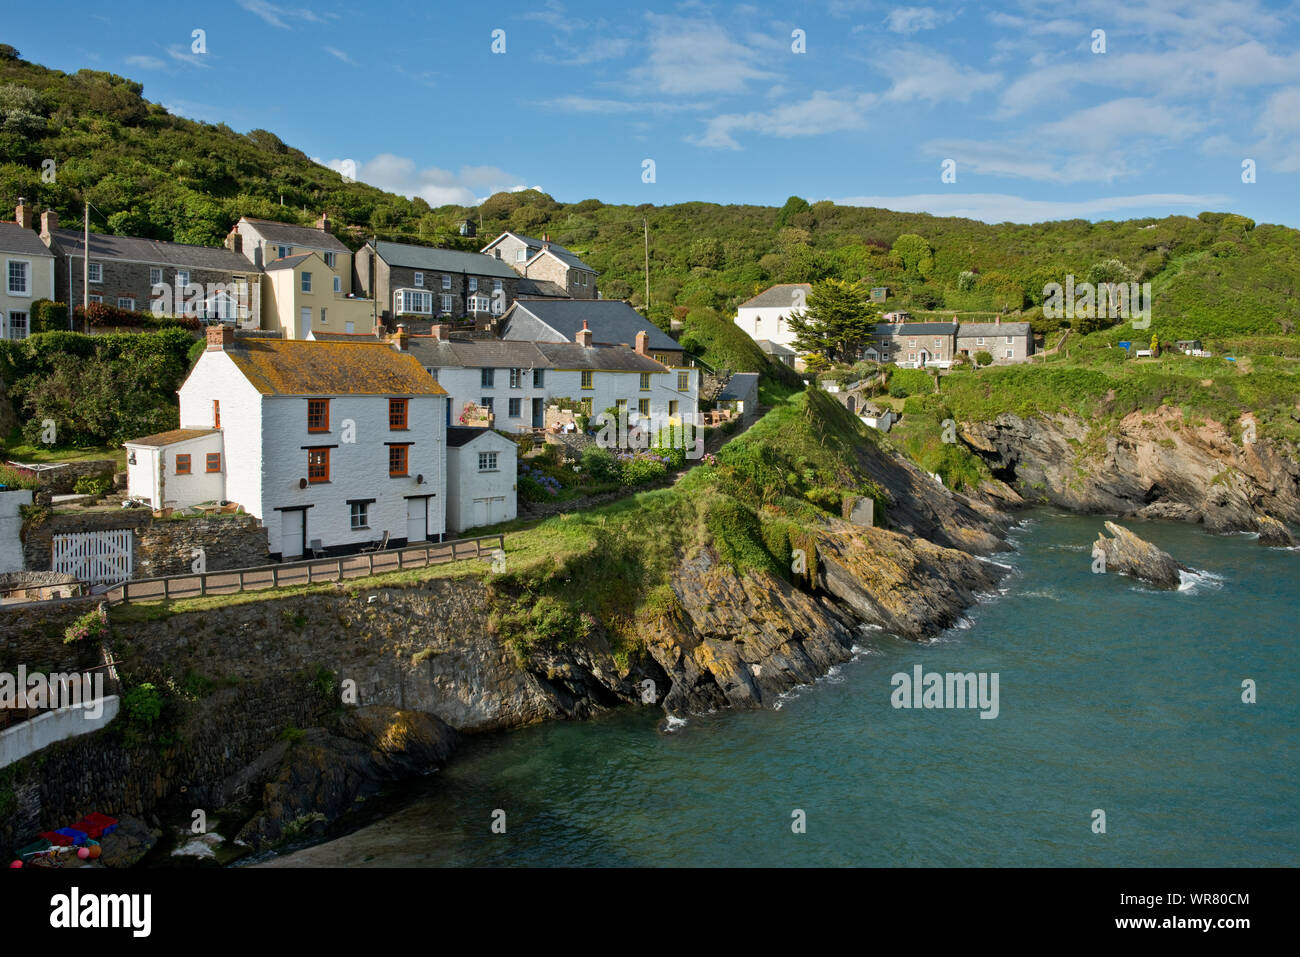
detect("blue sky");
top-left (11, 0), bottom-right (1300, 225)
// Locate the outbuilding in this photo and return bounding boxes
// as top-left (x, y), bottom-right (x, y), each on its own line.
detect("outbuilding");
top-left (445, 427), bottom-right (517, 534)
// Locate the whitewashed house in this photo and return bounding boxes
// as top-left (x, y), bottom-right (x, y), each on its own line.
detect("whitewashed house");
top-left (734, 284), bottom-right (809, 353)
top-left (124, 327), bottom-right (449, 558)
top-left (445, 427), bottom-right (518, 533)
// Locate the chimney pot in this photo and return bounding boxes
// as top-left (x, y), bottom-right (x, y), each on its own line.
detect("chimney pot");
top-left (225, 232), bottom-right (243, 254)
top-left (394, 323), bottom-right (409, 351)
top-left (316, 213), bottom-right (331, 233)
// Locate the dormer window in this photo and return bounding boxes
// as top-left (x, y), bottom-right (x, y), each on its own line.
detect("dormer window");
top-left (277, 245), bottom-right (291, 260)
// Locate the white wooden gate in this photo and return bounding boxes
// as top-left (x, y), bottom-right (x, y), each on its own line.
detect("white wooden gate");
top-left (52, 530), bottom-right (133, 585)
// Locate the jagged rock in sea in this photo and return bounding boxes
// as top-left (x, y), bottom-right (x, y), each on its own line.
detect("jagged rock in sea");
top-left (1092, 521), bottom-right (1188, 589)
top-left (1255, 515), bottom-right (1297, 547)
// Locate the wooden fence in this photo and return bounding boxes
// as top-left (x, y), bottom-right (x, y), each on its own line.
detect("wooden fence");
top-left (2, 534), bottom-right (506, 608)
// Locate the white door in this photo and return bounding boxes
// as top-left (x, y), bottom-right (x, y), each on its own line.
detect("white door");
top-left (300, 306), bottom-right (312, 338)
top-left (281, 510), bottom-right (304, 558)
top-left (406, 498), bottom-right (427, 544)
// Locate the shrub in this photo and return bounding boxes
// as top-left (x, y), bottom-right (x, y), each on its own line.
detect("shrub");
top-left (580, 446), bottom-right (619, 482)
top-left (63, 604), bottom-right (109, 645)
top-left (651, 445), bottom-right (687, 469)
top-left (120, 683), bottom-right (162, 736)
top-left (73, 474), bottom-right (111, 495)
top-left (974, 350), bottom-right (993, 367)
top-left (618, 451), bottom-right (669, 486)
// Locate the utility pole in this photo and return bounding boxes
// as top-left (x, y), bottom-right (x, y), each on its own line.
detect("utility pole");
top-left (82, 201), bottom-right (89, 333)
top-left (643, 218), bottom-right (650, 313)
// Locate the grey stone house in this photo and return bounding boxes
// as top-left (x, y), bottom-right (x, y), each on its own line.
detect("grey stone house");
top-left (479, 231), bottom-right (598, 299)
top-left (42, 212), bottom-right (260, 324)
top-left (867, 321), bottom-right (959, 367)
top-left (355, 239), bottom-right (519, 328)
top-left (955, 321), bottom-right (1034, 364)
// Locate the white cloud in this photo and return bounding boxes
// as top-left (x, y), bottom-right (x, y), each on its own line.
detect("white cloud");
top-left (885, 7), bottom-right (951, 34)
top-left (694, 90), bottom-right (879, 149)
top-left (324, 47), bottom-right (355, 66)
top-left (125, 55), bottom-right (166, 70)
top-left (167, 44), bottom-right (211, 69)
top-left (834, 191), bottom-right (1229, 223)
top-left (879, 50), bottom-right (1001, 103)
top-left (235, 0), bottom-right (328, 30)
top-left (1041, 97), bottom-right (1203, 145)
top-left (632, 13), bottom-right (778, 96)
top-left (317, 155), bottom-right (540, 206)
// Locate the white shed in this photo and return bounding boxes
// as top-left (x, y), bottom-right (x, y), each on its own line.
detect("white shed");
top-left (445, 427), bottom-right (518, 534)
top-left (124, 428), bottom-right (224, 510)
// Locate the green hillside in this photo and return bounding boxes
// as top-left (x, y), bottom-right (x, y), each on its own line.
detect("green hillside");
top-left (2, 47), bottom-right (1297, 344)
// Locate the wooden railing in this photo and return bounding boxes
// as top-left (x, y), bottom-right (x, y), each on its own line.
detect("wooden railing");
top-left (95, 534), bottom-right (506, 605)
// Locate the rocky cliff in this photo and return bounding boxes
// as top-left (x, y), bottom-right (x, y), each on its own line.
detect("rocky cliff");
top-left (961, 406), bottom-right (1300, 534)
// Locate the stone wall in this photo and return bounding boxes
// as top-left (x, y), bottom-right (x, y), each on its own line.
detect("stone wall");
top-left (7, 460), bottom-right (116, 495)
top-left (22, 510), bottom-right (153, 573)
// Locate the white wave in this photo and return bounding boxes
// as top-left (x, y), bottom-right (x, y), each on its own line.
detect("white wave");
top-left (978, 556), bottom-right (1016, 570)
top-left (1017, 588), bottom-right (1062, 601)
top-left (1177, 568), bottom-right (1226, 594)
top-left (662, 715), bottom-right (688, 732)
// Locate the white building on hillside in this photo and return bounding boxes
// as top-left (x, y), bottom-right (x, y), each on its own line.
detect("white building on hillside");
top-left (124, 327), bottom-right (449, 558)
top-left (734, 283), bottom-right (809, 355)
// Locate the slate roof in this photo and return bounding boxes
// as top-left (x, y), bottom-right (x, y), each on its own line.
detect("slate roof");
top-left (50, 228), bottom-right (255, 272)
top-left (516, 277), bottom-right (570, 298)
top-left (220, 339), bottom-right (446, 396)
top-left (716, 372), bottom-right (760, 402)
top-left (872, 322), bottom-right (959, 336)
top-left (124, 428), bottom-right (219, 448)
top-left (308, 331), bottom-right (381, 342)
top-left (755, 339), bottom-right (796, 356)
top-left (447, 426), bottom-right (500, 448)
top-left (535, 342), bottom-right (666, 372)
top-left (739, 284), bottom-right (811, 309)
top-left (238, 217), bottom-right (349, 253)
top-left (263, 253), bottom-right (314, 272)
top-left (406, 338), bottom-right (551, 369)
top-left (482, 232), bottom-right (595, 272)
top-left (956, 322), bottom-right (1033, 337)
top-left (0, 222), bottom-right (54, 257)
top-left (371, 239), bottom-right (518, 280)
top-left (505, 299), bottom-right (680, 352)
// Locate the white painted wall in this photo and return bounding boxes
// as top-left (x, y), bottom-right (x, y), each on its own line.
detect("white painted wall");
top-left (179, 351), bottom-right (264, 517)
top-left (259, 392), bottom-right (447, 554)
top-left (0, 696), bottom-right (119, 769)
top-left (446, 432), bottom-right (517, 534)
top-left (735, 305), bottom-right (804, 348)
top-left (123, 434), bottom-right (224, 509)
top-left (0, 488), bottom-right (32, 572)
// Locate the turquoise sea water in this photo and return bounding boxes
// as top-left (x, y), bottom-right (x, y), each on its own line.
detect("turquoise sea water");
top-left (268, 511), bottom-right (1299, 867)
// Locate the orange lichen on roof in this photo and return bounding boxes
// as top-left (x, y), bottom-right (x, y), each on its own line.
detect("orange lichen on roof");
top-left (224, 339), bottom-right (447, 396)
top-left (124, 428), bottom-right (219, 447)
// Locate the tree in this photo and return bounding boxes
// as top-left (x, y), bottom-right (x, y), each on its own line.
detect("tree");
top-left (890, 233), bottom-right (934, 276)
top-left (974, 350), bottom-right (993, 367)
top-left (788, 279), bottom-right (876, 363)
top-left (1086, 259), bottom-right (1135, 285)
top-left (1150, 333), bottom-right (1160, 357)
top-left (776, 195), bottom-right (810, 228)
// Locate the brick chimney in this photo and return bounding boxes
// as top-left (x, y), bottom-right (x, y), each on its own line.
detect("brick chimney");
top-left (39, 209), bottom-right (58, 243)
top-left (431, 323), bottom-right (451, 341)
top-left (225, 231), bottom-right (243, 254)
top-left (14, 198), bottom-right (33, 230)
top-left (373, 318), bottom-right (386, 339)
top-left (206, 325), bottom-right (235, 351)
top-left (576, 319), bottom-right (592, 348)
top-left (316, 213), bottom-right (331, 234)
top-left (542, 233), bottom-right (550, 249)
top-left (634, 330), bottom-right (649, 357)
top-left (393, 323), bottom-right (409, 351)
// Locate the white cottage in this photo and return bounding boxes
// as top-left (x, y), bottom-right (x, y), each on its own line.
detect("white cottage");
top-left (124, 327), bottom-right (449, 558)
top-left (445, 427), bottom-right (518, 533)
top-left (734, 284), bottom-right (809, 352)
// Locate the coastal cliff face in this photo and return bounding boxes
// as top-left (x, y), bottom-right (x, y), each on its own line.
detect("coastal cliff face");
top-left (961, 407), bottom-right (1300, 533)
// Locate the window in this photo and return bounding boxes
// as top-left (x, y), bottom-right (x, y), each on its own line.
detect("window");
top-left (492, 280), bottom-right (502, 293)
top-left (515, 249), bottom-right (527, 263)
top-left (388, 444), bottom-right (409, 477)
top-left (468, 277), bottom-right (478, 292)
top-left (533, 368), bottom-right (544, 388)
top-left (934, 338), bottom-right (942, 347)
top-left (333, 276), bottom-right (341, 293)
top-left (307, 447), bottom-right (330, 482)
top-left (149, 267), bottom-right (162, 286)
top-left (276, 245), bottom-right (291, 260)
top-left (87, 295), bottom-right (102, 304)
top-left (615, 399), bottom-right (629, 416)
top-left (976, 337), bottom-right (985, 346)
top-left (441, 274), bottom-right (451, 290)
top-left (213, 400), bottom-right (220, 428)
top-left (345, 321), bottom-right (354, 334)
top-left (397, 290), bottom-right (432, 315)
top-left (1006, 335), bottom-right (1014, 344)
top-left (581, 370), bottom-right (593, 390)
top-left (908, 338), bottom-right (916, 348)
top-left (427, 368), bottom-right (438, 382)
top-left (1005, 349), bottom-right (1014, 359)
top-left (580, 398), bottom-right (592, 416)
top-left (87, 262), bottom-right (102, 283)
top-left (677, 372), bottom-right (689, 391)
top-left (467, 294), bottom-right (491, 312)
top-left (508, 397), bottom-right (521, 418)
top-left (320, 307), bottom-right (327, 325)
top-left (414, 272), bottom-right (424, 288)
top-left (323, 252), bottom-right (336, 269)
top-left (175, 454), bottom-right (191, 475)
top-left (478, 451), bottom-right (499, 471)
top-left (481, 368), bottom-right (495, 388)
top-left (118, 298), bottom-right (135, 310)
top-left (307, 398), bottom-right (330, 432)
top-left (480, 397), bottom-right (494, 414)
top-left (639, 373), bottom-right (651, 391)
top-left (206, 453), bottom-right (221, 473)
top-left (350, 502), bottom-right (369, 529)
top-left (8, 311), bottom-right (28, 339)
top-left (301, 272), bottom-right (312, 293)
top-left (176, 270), bottom-right (189, 288)
top-left (389, 398), bottom-right (408, 430)
top-left (908, 352), bottom-right (916, 361)
top-left (509, 368), bottom-right (523, 388)
top-left (440, 294), bottom-right (453, 313)
top-left (638, 398), bottom-right (650, 417)
top-left (7, 260), bottom-right (30, 295)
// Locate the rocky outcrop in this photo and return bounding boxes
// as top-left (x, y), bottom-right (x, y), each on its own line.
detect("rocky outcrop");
top-left (1093, 521), bottom-right (1188, 589)
top-left (230, 706), bottom-right (457, 850)
top-left (962, 408), bottom-right (1300, 533)
top-left (1256, 515), bottom-right (1297, 547)
top-left (97, 814), bottom-right (162, 868)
